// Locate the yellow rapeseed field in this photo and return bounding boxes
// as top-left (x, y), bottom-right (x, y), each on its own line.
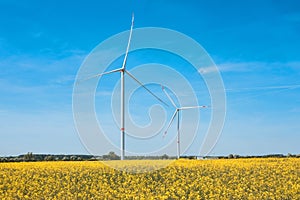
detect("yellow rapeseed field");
top-left (0, 158), bottom-right (299, 199)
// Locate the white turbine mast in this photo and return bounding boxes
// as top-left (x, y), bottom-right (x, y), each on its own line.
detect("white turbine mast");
top-left (87, 13), bottom-right (168, 160)
top-left (161, 85), bottom-right (208, 159)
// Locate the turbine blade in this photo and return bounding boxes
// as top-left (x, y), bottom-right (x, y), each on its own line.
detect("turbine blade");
top-left (82, 68), bottom-right (122, 81)
top-left (121, 13), bottom-right (134, 70)
top-left (180, 105), bottom-right (208, 110)
top-left (163, 110), bottom-right (178, 138)
top-left (125, 70), bottom-right (169, 107)
top-left (161, 85), bottom-right (177, 108)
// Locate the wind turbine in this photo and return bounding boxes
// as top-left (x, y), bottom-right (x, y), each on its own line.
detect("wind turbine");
top-left (87, 13), bottom-right (168, 160)
top-left (161, 85), bottom-right (208, 159)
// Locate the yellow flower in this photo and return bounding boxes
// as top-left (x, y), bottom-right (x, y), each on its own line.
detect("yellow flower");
top-left (0, 158), bottom-right (299, 199)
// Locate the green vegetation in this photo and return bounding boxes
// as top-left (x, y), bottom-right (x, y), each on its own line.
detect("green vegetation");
top-left (0, 152), bottom-right (299, 162)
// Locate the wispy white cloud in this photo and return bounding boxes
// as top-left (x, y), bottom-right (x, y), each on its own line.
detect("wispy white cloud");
top-left (199, 62), bottom-right (271, 74)
top-left (51, 75), bottom-right (76, 86)
top-left (198, 66), bottom-right (219, 74)
top-left (96, 90), bottom-right (114, 97)
top-left (0, 78), bottom-right (50, 94)
top-left (216, 61), bottom-right (300, 73)
top-left (0, 48), bottom-right (88, 114)
top-left (226, 84), bottom-right (300, 92)
top-left (218, 62), bottom-right (257, 72)
top-left (0, 49), bottom-right (86, 80)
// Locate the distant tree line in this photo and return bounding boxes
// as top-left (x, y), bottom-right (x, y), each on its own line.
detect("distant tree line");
top-left (0, 152), bottom-right (299, 162)
top-left (0, 152), bottom-right (95, 162)
top-left (198, 153), bottom-right (300, 160)
top-left (0, 152), bottom-right (174, 162)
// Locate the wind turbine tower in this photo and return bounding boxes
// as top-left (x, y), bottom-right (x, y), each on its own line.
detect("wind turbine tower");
top-left (162, 85), bottom-right (208, 159)
top-left (88, 14), bottom-right (167, 160)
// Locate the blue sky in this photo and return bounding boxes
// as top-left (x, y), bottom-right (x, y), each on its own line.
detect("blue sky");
top-left (0, 0), bottom-right (299, 156)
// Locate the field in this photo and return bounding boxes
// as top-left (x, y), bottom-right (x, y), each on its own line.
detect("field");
top-left (0, 158), bottom-right (299, 199)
